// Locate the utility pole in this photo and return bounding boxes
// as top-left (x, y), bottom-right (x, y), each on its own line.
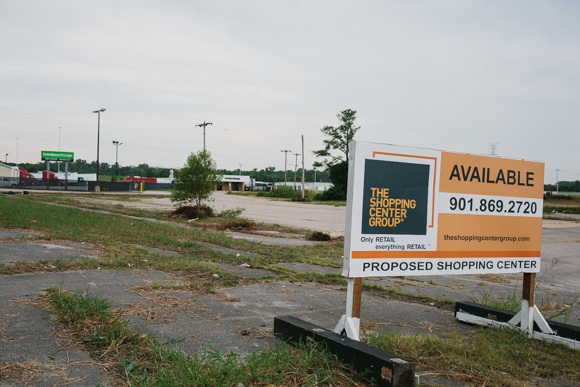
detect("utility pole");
top-left (113, 141), bottom-right (123, 182)
top-left (58, 127), bottom-right (61, 173)
top-left (293, 152), bottom-right (301, 190)
top-left (555, 169), bottom-right (560, 194)
top-left (301, 135), bottom-right (305, 199)
top-left (196, 121), bottom-right (213, 151)
top-left (281, 149), bottom-right (292, 185)
top-left (92, 108), bottom-right (106, 192)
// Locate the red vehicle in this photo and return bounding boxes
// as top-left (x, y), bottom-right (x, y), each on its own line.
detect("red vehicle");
top-left (42, 170), bottom-right (62, 185)
top-left (18, 167), bottom-right (40, 186)
top-left (119, 175), bottom-right (157, 183)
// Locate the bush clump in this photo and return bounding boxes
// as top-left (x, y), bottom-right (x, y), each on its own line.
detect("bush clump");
top-left (307, 231), bottom-right (331, 241)
top-left (171, 205), bottom-right (214, 219)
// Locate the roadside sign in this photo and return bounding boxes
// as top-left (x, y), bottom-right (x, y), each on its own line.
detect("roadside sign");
top-left (41, 150), bottom-right (74, 161)
top-left (343, 141), bottom-right (544, 277)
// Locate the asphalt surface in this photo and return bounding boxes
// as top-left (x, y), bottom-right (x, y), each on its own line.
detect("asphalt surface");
top-left (1, 191), bottom-right (579, 386)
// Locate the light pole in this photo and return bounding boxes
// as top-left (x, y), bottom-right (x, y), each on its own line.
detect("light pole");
top-left (112, 140), bottom-right (123, 182)
top-left (281, 149), bottom-right (292, 185)
top-left (293, 153), bottom-right (300, 190)
top-left (92, 108), bottom-right (106, 191)
top-left (57, 127), bottom-right (61, 173)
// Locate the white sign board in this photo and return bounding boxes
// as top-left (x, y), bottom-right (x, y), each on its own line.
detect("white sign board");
top-left (343, 142), bottom-right (544, 277)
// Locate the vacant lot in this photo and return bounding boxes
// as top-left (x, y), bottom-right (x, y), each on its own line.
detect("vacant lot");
top-left (1, 190), bottom-right (578, 386)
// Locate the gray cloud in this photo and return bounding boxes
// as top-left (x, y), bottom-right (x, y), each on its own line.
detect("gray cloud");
top-left (1, 0), bottom-right (578, 184)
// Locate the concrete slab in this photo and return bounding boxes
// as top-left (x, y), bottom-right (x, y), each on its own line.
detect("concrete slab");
top-left (0, 229), bottom-right (37, 240)
top-left (0, 241), bottom-right (96, 263)
top-left (0, 268), bottom-right (468, 384)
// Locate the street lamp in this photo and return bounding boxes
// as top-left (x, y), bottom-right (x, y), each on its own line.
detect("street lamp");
top-left (281, 149), bottom-right (292, 185)
top-left (92, 108), bottom-right (106, 191)
top-left (57, 127), bottom-right (61, 173)
top-left (112, 140), bottom-right (123, 182)
top-left (293, 153), bottom-right (301, 190)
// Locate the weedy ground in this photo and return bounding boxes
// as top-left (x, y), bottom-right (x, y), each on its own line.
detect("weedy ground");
top-left (0, 193), bottom-right (578, 386)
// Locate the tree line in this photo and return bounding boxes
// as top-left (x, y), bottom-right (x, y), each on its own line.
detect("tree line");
top-left (14, 160), bottom-right (330, 183)
top-left (544, 181), bottom-right (580, 193)
top-left (17, 160), bottom-right (172, 180)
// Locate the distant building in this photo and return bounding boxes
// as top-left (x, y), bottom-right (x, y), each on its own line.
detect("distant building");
top-left (275, 181), bottom-right (333, 192)
top-left (0, 163), bottom-right (20, 179)
top-left (30, 171), bottom-right (95, 182)
top-left (220, 175), bottom-right (251, 191)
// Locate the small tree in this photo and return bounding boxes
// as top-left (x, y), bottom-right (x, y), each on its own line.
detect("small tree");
top-left (171, 150), bottom-right (221, 209)
top-left (314, 109), bottom-right (361, 200)
top-left (313, 109), bottom-right (360, 166)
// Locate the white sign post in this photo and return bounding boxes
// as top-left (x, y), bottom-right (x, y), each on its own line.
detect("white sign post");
top-left (335, 141), bottom-right (556, 342)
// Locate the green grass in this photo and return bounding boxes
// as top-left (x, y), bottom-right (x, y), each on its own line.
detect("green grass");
top-left (0, 194), bottom-right (349, 296)
top-left (45, 288), bottom-right (370, 386)
top-left (364, 328), bottom-right (580, 386)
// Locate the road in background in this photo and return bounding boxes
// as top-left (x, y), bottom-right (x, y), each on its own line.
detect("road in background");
top-left (140, 191), bottom-right (347, 236)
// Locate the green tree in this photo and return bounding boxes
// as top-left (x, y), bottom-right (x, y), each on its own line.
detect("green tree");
top-left (171, 150), bottom-right (221, 208)
top-left (313, 109), bottom-right (360, 167)
top-left (314, 109), bottom-right (360, 200)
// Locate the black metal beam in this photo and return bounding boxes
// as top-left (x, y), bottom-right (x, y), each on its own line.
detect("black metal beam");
top-left (274, 315), bottom-right (416, 387)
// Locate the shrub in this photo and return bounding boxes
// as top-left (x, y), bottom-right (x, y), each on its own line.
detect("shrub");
top-left (257, 186), bottom-right (296, 198)
top-left (171, 205), bottom-right (214, 219)
top-left (307, 231), bottom-right (331, 241)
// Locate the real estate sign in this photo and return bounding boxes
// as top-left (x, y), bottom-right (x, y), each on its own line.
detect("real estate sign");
top-left (343, 142), bottom-right (544, 277)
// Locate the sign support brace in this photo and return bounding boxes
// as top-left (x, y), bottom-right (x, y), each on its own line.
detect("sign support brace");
top-left (456, 273), bottom-right (579, 350)
top-left (334, 277), bottom-right (362, 341)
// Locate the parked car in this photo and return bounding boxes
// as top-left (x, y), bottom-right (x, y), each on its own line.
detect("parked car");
top-left (0, 177), bottom-right (17, 188)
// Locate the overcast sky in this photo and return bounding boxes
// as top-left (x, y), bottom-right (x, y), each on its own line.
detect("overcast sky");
top-left (1, 1), bottom-right (579, 184)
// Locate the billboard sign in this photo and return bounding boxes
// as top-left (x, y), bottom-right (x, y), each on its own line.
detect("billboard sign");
top-left (343, 142), bottom-right (544, 277)
top-left (41, 151), bottom-right (74, 161)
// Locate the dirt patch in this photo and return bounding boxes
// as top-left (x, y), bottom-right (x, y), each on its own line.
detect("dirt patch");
top-left (0, 360), bottom-right (83, 385)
